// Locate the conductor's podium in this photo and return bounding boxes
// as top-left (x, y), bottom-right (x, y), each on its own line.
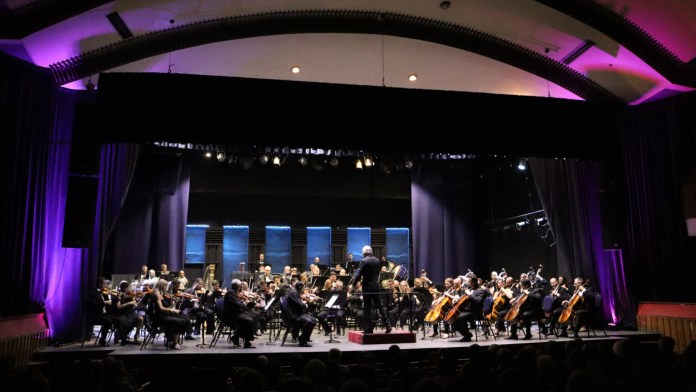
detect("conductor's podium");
top-left (348, 330), bottom-right (417, 345)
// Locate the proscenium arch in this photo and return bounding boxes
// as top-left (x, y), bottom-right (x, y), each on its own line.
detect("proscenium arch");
top-left (49, 10), bottom-right (624, 104)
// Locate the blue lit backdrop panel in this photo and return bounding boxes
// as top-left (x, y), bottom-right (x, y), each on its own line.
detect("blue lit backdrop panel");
top-left (307, 227), bottom-right (331, 268)
top-left (266, 226), bottom-right (291, 266)
top-left (347, 227), bottom-right (371, 260)
top-left (185, 225), bottom-right (208, 263)
top-left (223, 225), bottom-right (249, 278)
top-left (386, 227), bottom-right (410, 266)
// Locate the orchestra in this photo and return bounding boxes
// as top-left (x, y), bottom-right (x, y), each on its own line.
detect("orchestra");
top-left (86, 261), bottom-right (599, 349)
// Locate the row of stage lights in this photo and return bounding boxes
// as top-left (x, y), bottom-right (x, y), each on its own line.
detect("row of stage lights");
top-left (203, 150), bottom-right (413, 172)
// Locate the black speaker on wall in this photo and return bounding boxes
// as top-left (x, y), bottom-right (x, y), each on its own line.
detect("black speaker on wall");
top-left (599, 189), bottom-right (627, 249)
top-left (62, 175), bottom-right (99, 248)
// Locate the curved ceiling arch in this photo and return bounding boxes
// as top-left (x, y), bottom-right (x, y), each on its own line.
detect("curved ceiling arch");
top-left (48, 9), bottom-right (624, 104)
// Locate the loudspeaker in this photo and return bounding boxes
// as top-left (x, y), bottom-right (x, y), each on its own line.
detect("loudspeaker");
top-left (599, 189), bottom-right (626, 249)
top-left (62, 175), bottom-right (99, 248)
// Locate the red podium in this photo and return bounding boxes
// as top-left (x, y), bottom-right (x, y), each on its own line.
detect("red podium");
top-left (348, 330), bottom-right (417, 345)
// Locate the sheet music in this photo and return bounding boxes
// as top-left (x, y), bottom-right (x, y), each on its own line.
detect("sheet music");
top-left (325, 293), bottom-right (339, 308)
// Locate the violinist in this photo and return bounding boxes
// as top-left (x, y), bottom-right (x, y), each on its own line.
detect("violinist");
top-left (453, 275), bottom-right (488, 342)
top-left (88, 277), bottom-right (117, 346)
top-left (153, 279), bottom-right (187, 350)
top-left (170, 279), bottom-right (197, 341)
top-left (116, 281), bottom-right (143, 344)
top-left (223, 279), bottom-right (258, 348)
top-left (187, 278), bottom-right (215, 337)
top-left (506, 278), bottom-right (543, 340)
top-left (388, 280), bottom-right (423, 331)
top-left (134, 265), bottom-right (149, 285)
top-left (285, 281), bottom-right (317, 347)
top-left (547, 277), bottom-right (571, 337)
top-left (316, 280), bottom-right (346, 335)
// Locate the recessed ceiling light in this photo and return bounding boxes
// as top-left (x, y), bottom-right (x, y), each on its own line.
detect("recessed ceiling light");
top-left (408, 74), bottom-right (418, 82)
top-left (291, 66), bottom-right (301, 74)
top-left (440, 1), bottom-right (451, 10)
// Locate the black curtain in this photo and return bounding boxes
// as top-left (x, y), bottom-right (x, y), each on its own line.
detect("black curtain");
top-left (411, 163), bottom-right (479, 283)
top-left (619, 92), bottom-right (696, 302)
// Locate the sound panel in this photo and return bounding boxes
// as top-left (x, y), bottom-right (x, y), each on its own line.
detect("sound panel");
top-left (600, 190), bottom-right (627, 249)
top-left (386, 228), bottom-right (410, 265)
top-left (347, 227), bottom-right (371, 260)
top-left (223, 225), bottom-right (249, 278)
top-left (62, 175), bottom-right (99, 248)
top-left (185, 225), bottom-right (208, 263)
top-left (265, 226), bottom-right (291, 266)
top-left (306, 227), bottom-right (331, 268)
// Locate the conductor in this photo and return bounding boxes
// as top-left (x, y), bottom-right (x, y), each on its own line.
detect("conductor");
top-left (353, 245), bottom-right (392, 334)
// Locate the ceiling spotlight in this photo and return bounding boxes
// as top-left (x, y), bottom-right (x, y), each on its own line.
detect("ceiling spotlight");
top-left (404, 159), bottom-right (413, 169)
top-left (364, 157), bottom-right (373, 167)
top-left (517, 159), bottom-right (527, 171)
top-left (298, 156), bottom-right (308, 167)
top-left (356, 159), bottom-right (363, 170)
top-left (216, 152), bottom-right (226, 162)
top-left (408, 74), bottom-right (418, 82)
top-left (259, 154), bottom-right (269, 164)
top-left (291, 66), bottom-right (301, 74)
top-left (440, 1), bottom-right (452, 10)
top-left (204, 152), bottom-right (212, 158)
top-left (515, 220), bottom-right (529, 230)
top-left (272, 156), bottom-right (281, 167)
top-left (329, 157), bottom-right (339, 167)
top-left (536, 217), bottom-right (548, 226)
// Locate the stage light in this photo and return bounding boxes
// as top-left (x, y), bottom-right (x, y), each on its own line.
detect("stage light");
top-left (259, 154), bottom-right (269, 164)
top-left (536, 217), bottom-right (548, 226)
top-left (517, 159), bottom-right (527, 171)
top-left (515, 220), bottom-right (528, 230)
top-left (216, 152), bottom-right (226, 162)
top-left (204, 152), bottom-right (212, 158)
top-left (364, 156), bottom-right (373, 167)
top-left (291, 66), bottom-right (301, 74)
top-left (272, 156), bottom-right (281, 167)
top-left (356, 159), bottom-right (363, 170)
top-left (404, 159), bottom-right (413, 169)
top-left (408, 74), bottom-right (418, 82)
top-left (298, 156), bottom-right (308, 166)
top-left (329, 157), bottom-right (339, 167)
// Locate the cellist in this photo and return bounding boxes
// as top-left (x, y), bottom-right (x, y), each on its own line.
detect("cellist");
top-left (546, 277), bottom-right (571, 337)
top-left (559, 277), bottom-right (595, 338)
top-left (493, 277), bottom-right (515, 336)
top-left (505, 278), bottom-right (543, 340)
top-left (453, 275), bottom-right (488, 342)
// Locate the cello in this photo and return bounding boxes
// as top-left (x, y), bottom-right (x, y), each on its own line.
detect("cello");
top-left (424, 288), bottom-right (454, 323)
top-left (504, 265), bottom-right (542, 321)
top-left (486, 287), bottom-right (508, 321)
top-left (444, 291), bottom-right (470, 325)
top-left (558, 280), bottom-right (589, 324)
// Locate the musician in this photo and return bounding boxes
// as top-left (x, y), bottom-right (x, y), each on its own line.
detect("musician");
top-left (88, 277), bottom-right (117, 346)
top-left (430, 278), bottom-right (454, 337)
top-left (494, 277), bottom-right (515, 335)
top-left (285, 281), bottom-right (317, 347)
top-left (176, 270), bottom-right (188, 289)
top-left (134, 265), bottom-right (149, 284)
top-left (389, 280), bottom-right (423, 331)
top-left (223, 279), bottom-right (258, 348)
top-left (544, 277), bottom-right (570, 336)
top-left (153, 279), bottom-right (187, 350)
top-left (352, 245), bottom-right (392, 334)
top-left (145, 269), bottom-right (158, 286)
top-left (316, 280), bottom-right (346, 335)
top-left (258, 265), bottom-right (273, 286)
top-left (562, 277), bottom-right (595, 338)
top-left (158, 264), bottom-right (174, 281)
top-left (282, 266), bottom-right (293, 285)
top-left (170, 279), bottom-right (196, 340)
top-left (506, 278), bottom-right (543, 340)
top-left (344, 252), bottom-right (354, 271)
top-left (116, 281), bottom-right (144, 344)
top-left (187, 278), bottom-right (215, 336)
top-left (453, 275), bottom-right (488, 342)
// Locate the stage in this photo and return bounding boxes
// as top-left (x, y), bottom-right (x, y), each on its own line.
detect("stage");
top-left (32, 326), bottom-right (659, 367)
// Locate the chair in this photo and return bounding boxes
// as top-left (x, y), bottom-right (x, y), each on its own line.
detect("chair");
top-left (582, 293), bottom-right (608, 337)
top-left (278, 296), bottom-right (297, 346)
top-left (210, 296), bottom-right (237, 347)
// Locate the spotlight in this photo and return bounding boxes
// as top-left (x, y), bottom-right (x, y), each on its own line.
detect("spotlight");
top-left (272, 156), bottom-right (281, 167)
top-left (536, 217), bottom-right (548, 226)
top-left (259, 154), bottom-right (269, 164)
top-left (404, 159), bottom-right (413, 169)
top-left (329, 157), bottom-right (339, 167)
top-left (356, 159), bottom-right (363, 170)
top-left (364, 156), bottom-right (373, 167)
top-left (517, 159), bottom-right (527, 171)
top-left (408, 74), bottom-right (418, 82)
top-left (515, 220), bottom-right (529, 230)
top-left (204, 152), bottom-right (212, 158)
top-left (216, 152), bottom-right (226, 162)
top-left (291, 65), bottom-right (301, 74)
top-left (440, 1), bottom-right (452, 9)
top-left (298, 156), bottom-right (308, 167)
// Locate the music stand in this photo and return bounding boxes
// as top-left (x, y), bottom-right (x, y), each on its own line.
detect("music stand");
top-left (263, 296), bottom-right (277, 345)
top-left (311, 276), bottom-right (328, 291)
top-left (346, 261), bottom-right (360, 274)
top-left (338, 276), bottom-right (351, 287)
top-left (196, 291), bottom-right (211, 349)
top-left (319, 290), bottom-right (347, 343)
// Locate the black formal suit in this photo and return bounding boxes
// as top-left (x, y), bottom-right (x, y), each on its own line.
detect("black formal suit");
top-left (353, 255), bottom-right (391, 332)
top-left (223, 291), bottom-right (258, 344)
top-left (285, 286), bottom-right (316, 344)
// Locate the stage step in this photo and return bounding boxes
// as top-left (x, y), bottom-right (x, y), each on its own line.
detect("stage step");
top-left (348, 330), bottom-right (417, 345)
